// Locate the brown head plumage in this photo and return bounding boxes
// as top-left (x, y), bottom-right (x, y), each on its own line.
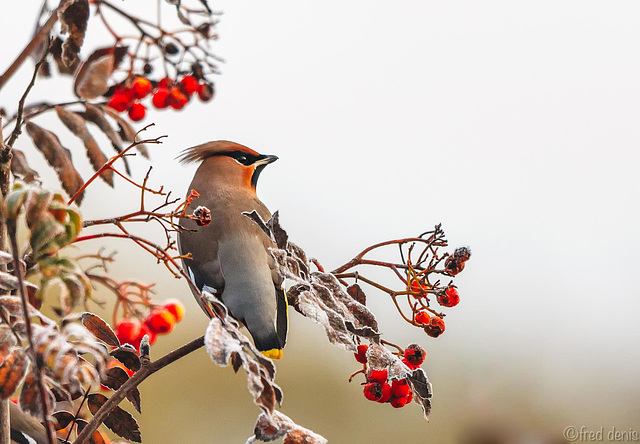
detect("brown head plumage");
top-left (177, 140), bottom-right (261, 164)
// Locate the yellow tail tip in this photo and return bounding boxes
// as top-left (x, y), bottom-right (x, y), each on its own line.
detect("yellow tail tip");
top-left (260, 348), bottom-right (283, 360)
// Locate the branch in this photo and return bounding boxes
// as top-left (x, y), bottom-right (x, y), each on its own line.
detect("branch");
top-left (73, 335), bottom-right (205, 444)
top-left (6, 219), bottom-right (56, 444)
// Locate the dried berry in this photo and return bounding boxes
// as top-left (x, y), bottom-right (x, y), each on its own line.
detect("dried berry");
top-left (415, 310), bottom-right (430, 325)
top-left (164, 42), bottom-right (179, 55)
top-left (437, 287), bottom-right (460, 308)
top-left (143, 63), bottom-right (153, 74)
top-left (198, 82), bottom-right (214, 102)
top-left (354, 344), bottom-right (368, 364)
top-left (404, 344), bottom-right (426, 367)
top-left (444, 246), bottom-right (471, 276)
top-left (367, 369), bottom-right (388, 383)
top-left (424, 316), bottom-right (445, 338)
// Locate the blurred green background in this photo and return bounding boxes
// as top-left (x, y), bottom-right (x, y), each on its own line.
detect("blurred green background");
top-left (3, 1), bottom-right (640, 442)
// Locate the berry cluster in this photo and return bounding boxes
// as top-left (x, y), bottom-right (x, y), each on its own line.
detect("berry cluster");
top-left (107, 75), bottom-right (214, 121)
top-left (115, 299), bottom-right (185, 350)
top-left (354, 344), bottom-right (426, 409)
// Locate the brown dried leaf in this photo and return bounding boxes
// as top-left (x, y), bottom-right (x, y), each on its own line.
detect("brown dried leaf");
top-left (73, 47), bottom-right (114, 99)
top-left (81, 312), bottom-right (120, 347)
top-left (248, 410), bottom-right (327, 444)
top-left (99, 105), bottom-right (149, 158)
top-left (0, 348), bottom-right (28, 399)
top-left (82, 103), bottom-right (123, 151)
top-left (51, 36), bottom-right (79, 75)
top-left (347, 283), bottom-right (366, 306)
top-left (25, 122), bottom-right (85, 204)
top-left (110, 345), bottom-right (141, 372)
top-left (0, 271), bottom-right (18, 291)
top-left (88, 393), bottom-right (142, 442)
top-left (0, 296), bottom-right (54, 326)
top-left (100, 366), bottom-right (141, 412)
top-left (19, 371), bottom-right (56, 420)
top-left (55, 106), bottom-right (114, 186)
top-left (11, 150), bottom-right (39, 182)
top-left (58, 0), bottom-right (89, 67)
top-left (52, 410), bottom-right (75, 430)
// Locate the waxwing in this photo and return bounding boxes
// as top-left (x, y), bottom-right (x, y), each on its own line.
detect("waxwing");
top-left (177, 141), bottom-right (287, 359)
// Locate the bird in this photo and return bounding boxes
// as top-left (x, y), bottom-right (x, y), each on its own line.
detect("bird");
top-left (177, 141), bottom-right (288, 359)
top-left (8, 402), bottom-right (47, 444)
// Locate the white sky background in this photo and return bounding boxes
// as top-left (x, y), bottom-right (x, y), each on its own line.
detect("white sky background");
top-left (2, 1), bottom-right (640, 442)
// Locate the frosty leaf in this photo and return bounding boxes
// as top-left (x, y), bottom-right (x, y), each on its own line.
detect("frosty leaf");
top-left (58, 0), bottom-right (89, 67)
top-left (407, 368), bottom-right (433, 420)
top-left (51, 36), bottom-right (79, 75)
top-left (82, 312), bottom-right (120, 347)
top-left (10, 150), bottom-right (39, 183)
top-left (0, 296), bottom-right (55, 326)
top-left (110, 344), bottom-right (141, 372)
top-left (19, 371), bottom-right (56, 420)
top-left (0, 271), bottom-right (19, 291)
top-left (73, 47), bottom-right (115, 99)
top-left (55, 106), bottom-right (113, 185)
top-left (88, 393), bottom-right (142, 442)
top-left (0, 348), bottom-right (28, 399)
top-left (204, 294), bottom-right (281, 416)
top-left (247, 410), bottom-right (328, 444)
top-left (25, 122), bottom-right (85, 204)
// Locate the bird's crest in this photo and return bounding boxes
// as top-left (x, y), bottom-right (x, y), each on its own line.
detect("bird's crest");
top-left (177, 140), bottom-right (260, 164)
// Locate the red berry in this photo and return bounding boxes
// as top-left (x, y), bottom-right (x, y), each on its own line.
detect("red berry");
top-left (131, 77), bottom-right (153, 99)
top-left (163, 299), bottom-right (185, 323)
top-left (128, 102), bottom-right (146, 121)
top-left (107, 92), bottom-right (130, 112)
top-left (389, 392), bottom-right (413, 408)
top-left (424, 316), bottom-right (445, 338)
top-left (404, 344), bottom-right (426, 367)
top-left (363, 382), bottom-right (391, 402)
top-left (158, 77), bottom-right (172, 89)
top-left (415, 310), bottom-right (431, 325)
top-left (408, 279), bottom-right (426, 296)
top-left (438, 287), bottom-right (460, 308)
top-left (401, 357), bottom-right (419, 370)
top-left (168, 87), bottom-right (189, 110)
top-left (391, 379), bottom-right (411, 397)
top-left (115, 318), bottom-right (141, 345)
top-left (367, 368), bottom-right (388, 383)
top-left (180, 75), bottom-right (200, 96)
top-left (354, 344), bottom-right (368, 364)
top-left (197, 82), bottom-right (215, 102)
top-left (152, 87), bottom-right (170, 109)
top-left (145, 308), bottom-right (175, 334)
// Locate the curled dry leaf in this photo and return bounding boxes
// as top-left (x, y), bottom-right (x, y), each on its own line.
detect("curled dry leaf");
top-left (58, 0), bottom-right (89, 67)
top-left (99, 105), bottom-right (149, 158)
top-left (73, 47), bottom-right (115, 99)
top-left (51, 36), bottom-right (79, 75)
top-left (81, 312), bottom-right (120, 347)
top-left (52, 410), bottom-right (76, 430)
top-left (25, 122), bottom-right (85, 204)
top-left (10, 149), bottom-right (39, 183)
top-left (204, 294), bottom-right (282, 417)
top-left (88, 393), bottom-right (142, 442)
top-left (55, 106), bottom-right (114, 185)
top-left (76, 418), bottom-right (108, 444)
top-left (110, 344), bottom-right (141, 373)
top-left (19, 371), bottom-right (56, 420)
top-left (101, 366), bottom-right (141, 412)
top-left (247, 410), bottom-right (328, 444)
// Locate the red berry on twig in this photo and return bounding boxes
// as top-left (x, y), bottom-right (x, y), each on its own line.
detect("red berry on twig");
top-left (152, 87), bottom-right (170, 109)
top-left (424, 316), bottom-right (445, 338)
top-left (367, 369), bottom-right (388, 383)
top-left (415, 310), bottom-right (430, 325)
top-left (145, 309), bottom-right (176, 334)
top-left (163, 299), bottom-right (185, 322)
top-left (354, 344), bottom-right (368, 364)
top-left (404, 344), bottom-right (426, 367)
top-left (128, 102), bottom-right (146, 121)
top-left (391, 379), bottom-right (411, 397)
top-left (131, 77), bottom-right (153, 99)
top-left (180, 75), bottom-right (200, 96)
top-left (437, 287), bottom-right (460, 307)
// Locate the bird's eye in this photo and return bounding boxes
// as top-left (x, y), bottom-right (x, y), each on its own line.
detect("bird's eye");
top-left (237, 155), bottom-right (247, 163)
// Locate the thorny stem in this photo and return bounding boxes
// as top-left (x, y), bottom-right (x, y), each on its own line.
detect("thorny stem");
top-left (73, 335), bottom-right (205, 444)
top-left (7, 220), bottom-right (56, 444)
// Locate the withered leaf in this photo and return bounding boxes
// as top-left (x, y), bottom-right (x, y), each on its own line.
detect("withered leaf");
top-left (19, 371), bottom-right (56, 420)
top-left (52, 410), bottom-right (75, 430)
top-left (73, 47), bottom-right (114, 99)
top-left (77, 418), bottom-right (108, 444)
top-left (0, 348), bottom-right (28, 399)
top-left (25, 122), bottom-right (85, 204)
top-left (55, 106), bottom-right (114, 186)
top-left (82, 312), bottom-right (120, 347)
top-left (347, 283), bottom-right (366, 306)
top-left (99, 105), bottom-right (149, 158)
top-left (407, 368), bottom-right (433, 420)
top-left (51, 36), bottom-right (79, 75)
top-left (88, 393), bottom-right (142, 442)
top-left (0, 271), bottom-right (19, 292)
top-left (101, 366), bottom-right (141, 412)
top-left (58, 0), bottom-right (89, 67)
top-left (110, 345), bottom-right (141, 372)
top-left (249, 411), bottom-right (328, 444)
top-left (82, 103), bottom-right (125, 154)
top-left (11, 149), bottom-right (39, 183)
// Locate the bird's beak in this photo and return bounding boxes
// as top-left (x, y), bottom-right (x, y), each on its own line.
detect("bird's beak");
top-left (256, 154), bottom-right (279, 166)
